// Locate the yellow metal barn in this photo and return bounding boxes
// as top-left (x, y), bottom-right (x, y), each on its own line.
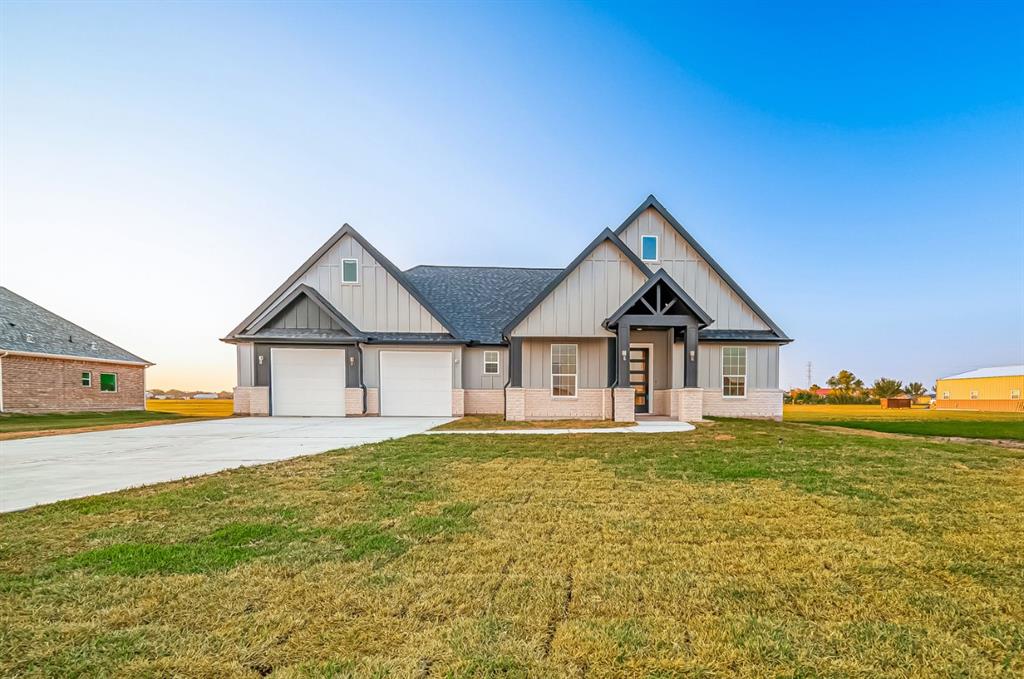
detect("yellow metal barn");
top-left (935, 365), bottom-right (1023, 412)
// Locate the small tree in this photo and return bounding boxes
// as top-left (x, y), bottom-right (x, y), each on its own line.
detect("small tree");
top-left (872, 377), bottom-right (904, 399)
top-left (827, 370), bottom-right (864, 394)
top-left (905, 382), bottom-right (926, 399)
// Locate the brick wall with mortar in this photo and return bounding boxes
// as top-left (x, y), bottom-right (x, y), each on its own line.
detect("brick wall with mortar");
top-left (1, 354), bottom-right (145, 413)
top-left (232, 386), bottom-right (269, 415)
top-left (702, 389), bottom-right (783, 420)
top-left (523, 388), bottom-right (610, 420)
top-left (613, 387), bottom-right (635, 422)
top-left (464, 389), bottom-right (504, 414)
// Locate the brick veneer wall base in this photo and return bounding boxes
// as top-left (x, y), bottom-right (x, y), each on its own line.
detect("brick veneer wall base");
top-left (505, 388), bottom-right (526, 421)
top-left (465, 389), bottom-right (504, 414)
top-left (675, 388), bottom-right (703, 422)
top-left (1, 354), bottom-right (145, 413)
top-left (345, 388), bottom-right (364, 415)
top-left (452, 389), bottom-right (465, 417)
top-left (702, 389), bottom-right (783, 420)
top-left (233, 386), bottom-right (269, 415)
top-left (521, 388), bottom-right (610, 419)
top-left (613, 387), bottom-right (635, 422)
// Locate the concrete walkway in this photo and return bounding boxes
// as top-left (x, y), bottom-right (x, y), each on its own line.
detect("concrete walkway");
top-left (426, 419), bottom-right (695, 435)
top-left (0, 416), bottom-right (451, 512)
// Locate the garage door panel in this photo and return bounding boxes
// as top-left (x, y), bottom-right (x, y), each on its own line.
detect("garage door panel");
top-left (380, 351), bottom-right (452, 417)
top-left (272, 348), bottom-right (346, 417)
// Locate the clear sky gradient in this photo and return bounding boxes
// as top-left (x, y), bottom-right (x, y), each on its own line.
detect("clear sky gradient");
top-left (2, 1), bottom-right (1021, 391)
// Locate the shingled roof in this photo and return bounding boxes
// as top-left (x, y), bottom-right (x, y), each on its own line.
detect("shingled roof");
top-left (403, 266), bottom-right (561, 344)
top-left (0, 287), bottom-right (150, 365)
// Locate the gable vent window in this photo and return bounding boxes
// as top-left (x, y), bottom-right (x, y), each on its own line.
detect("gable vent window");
top-left (1011, 389), bottom-right (1020, 400)
top-left (341, 258), bottom-right (359, 284)
top-left (942, 391), bottom-right (950, 400)
top-left (483, 350), bottom-right (500, 375)
top-left (969, 390), bottom-right (979, 400)
top-left (640, 235), bottom-right (659, 262)
top-left (25, 333), bottom-right (33, 343)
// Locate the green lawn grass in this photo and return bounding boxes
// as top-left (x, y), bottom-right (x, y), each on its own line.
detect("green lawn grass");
top-left (785, 404), bottom-right (1024, 440)
top-left (0, 410), bottom-right (186, 435)
top-left (1, 420), bottom-right (1022, 676)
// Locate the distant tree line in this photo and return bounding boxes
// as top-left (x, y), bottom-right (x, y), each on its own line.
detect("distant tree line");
top-left (148, 388), bottom-right (233, 400)
top-left (786, 371), bottom-right (928, 405)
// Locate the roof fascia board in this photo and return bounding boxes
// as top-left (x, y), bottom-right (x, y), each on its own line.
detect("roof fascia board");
top-left (501, 229), bottom-right (654, 337)
top-left (0, 350), bottom-right (152, 366)
top-left (614, 195), bottom-right (789, 340)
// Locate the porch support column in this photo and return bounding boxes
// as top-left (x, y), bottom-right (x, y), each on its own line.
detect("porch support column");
top-left (684, 322), bottom-right (699, 388)
top-left (616, 324), bottom-right (631, 386)
top-left (509, 337), bottom-right (523, 388)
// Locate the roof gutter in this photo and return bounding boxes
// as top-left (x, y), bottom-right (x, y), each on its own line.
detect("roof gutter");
top-left (0, 349), bottom-right (152, 367)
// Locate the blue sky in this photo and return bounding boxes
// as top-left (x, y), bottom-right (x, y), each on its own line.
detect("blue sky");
top-left (2, 1), bottom-right (1021, 390)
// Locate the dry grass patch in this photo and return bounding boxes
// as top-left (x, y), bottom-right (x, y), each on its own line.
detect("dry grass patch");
top-left (1, 420), bottom-right (1022, 676)
top-left (434, 415), bottom-right (633, 430)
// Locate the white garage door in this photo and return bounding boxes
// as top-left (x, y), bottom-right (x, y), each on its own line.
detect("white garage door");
top-left (271, 348), bottom-right (346, 417)
top-left (379, 351), bottom-right (452, 416)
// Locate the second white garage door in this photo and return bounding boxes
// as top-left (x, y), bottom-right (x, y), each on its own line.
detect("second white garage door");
top-left (271, 348), bottom-right (346, 417)
top-left (379, 351), bottom-right (453, 416)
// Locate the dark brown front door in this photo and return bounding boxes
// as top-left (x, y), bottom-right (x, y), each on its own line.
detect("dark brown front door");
top-left (629, 347), bottom-right (650, 414)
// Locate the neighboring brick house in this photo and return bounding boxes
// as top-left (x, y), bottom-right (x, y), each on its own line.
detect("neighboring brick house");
top-left (0, 287), bottom-right (151, 413)
top-left (225, 195), bottom-right (791, 421)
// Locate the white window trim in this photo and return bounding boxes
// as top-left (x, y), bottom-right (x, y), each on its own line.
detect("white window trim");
top-left (483, 350), bottom-right (500, 375)
top-left (1011, 389), bottom-right (1021, 400)
top-left (81, 371), bottom-right (92, 387)
top-left (99, 372), bottom-right (118, 393)
top-left (942, 391), bottom-right (950, 400)
top-left (969, 390), bottom-right (979, 400)
top-left (640, 235), bottom-right (659, 262)
top-left (721, 346), bottom-right (747, 399)
top-left (341, 258), bottom-right (360, 284)
top-left (550, 343), bottom-right (578, 399)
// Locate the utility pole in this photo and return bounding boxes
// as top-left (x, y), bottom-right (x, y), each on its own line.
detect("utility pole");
top-left (806, 361), bottom-right (813, 389)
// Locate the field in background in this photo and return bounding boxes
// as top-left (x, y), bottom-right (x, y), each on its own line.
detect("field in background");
top-left (785, 404), bottom-right (1024, 440)
top-left (146, 399), bottom-right (234, 417)
top-left (2, 419), bottom-right (1021, 676)
top-left (0, 410), bottom-right (185, 437)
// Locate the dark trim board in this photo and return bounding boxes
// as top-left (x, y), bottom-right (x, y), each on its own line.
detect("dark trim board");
top-left (613, 195), bottom-right (789, 340)
top-left (247, 284), bottom-right (364, 338)
top-left (501, 229), bottom-right (654, 337)
top-left (605, 269), bottom-right (714, 329)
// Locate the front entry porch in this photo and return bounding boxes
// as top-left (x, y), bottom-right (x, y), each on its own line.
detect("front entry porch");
top-left (606, 270), bottom-right (714, 423)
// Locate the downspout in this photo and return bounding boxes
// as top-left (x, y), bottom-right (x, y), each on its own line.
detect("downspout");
top-left (0, 352), bottom-right (6, 413)
top-left (356, 344), bottom-right (367, 415)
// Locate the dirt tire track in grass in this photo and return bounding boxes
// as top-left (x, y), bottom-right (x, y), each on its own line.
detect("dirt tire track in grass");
top-left (542, 571), bottom-right (574, 658)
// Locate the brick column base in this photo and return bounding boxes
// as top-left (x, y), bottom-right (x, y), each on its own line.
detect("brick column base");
top-left (505, 388), bottom-right (525, 421)
top-left (613, 387), bottom-right (635, 422)
top-left (677, 387), bottom-right (703, 422)
top-left (234, 386), bottom-right (269, 416)
top-left (452, 389), bottom-right (465, 416)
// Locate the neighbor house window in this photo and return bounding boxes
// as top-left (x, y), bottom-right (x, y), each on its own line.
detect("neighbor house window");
top-left (969, 390), bottom-right (978, 400)
top-left (81, 372), bottom-right (91, 387)
top-left (1011, 389), bottom-right (1020, 400)
top-left (640, 235), bottom-right (658, 262)
top-left (722, 347), bottom-right (747, 397)
top-left (341, 258), bottom-right (359, 284)
top-left (100, 373), bottom-right (117, 392)
top-left (550, 344), bottom-right (577, 397)
top-left (483, 350), bottom-right (500, 375)
top-left (942, 391), bottom-right (950, 400)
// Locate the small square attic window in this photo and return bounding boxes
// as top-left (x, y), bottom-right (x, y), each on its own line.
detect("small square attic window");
top-left (341, 258), bottom-right (359, 284)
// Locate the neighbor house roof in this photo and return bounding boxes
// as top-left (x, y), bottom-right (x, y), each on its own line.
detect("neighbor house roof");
top-left (939, 365), bottom-right (1024, 381)
top-left (404, 266), bottom-right (561, 344)
top-left (0, 287), bottom-right (150, 365)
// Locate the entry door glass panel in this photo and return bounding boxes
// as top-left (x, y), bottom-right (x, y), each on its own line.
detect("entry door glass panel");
top-left (629, 348), bottom-right (650, 413)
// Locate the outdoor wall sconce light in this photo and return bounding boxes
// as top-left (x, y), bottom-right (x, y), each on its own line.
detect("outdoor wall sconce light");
top-left (689, 350), bottom-right (695, 361)
top-left (621, 349), bottom-right (628, 360)
top-left (348, 355), bottom-right (355, 366)
top-left (258, 355), bottom-right (264, 365)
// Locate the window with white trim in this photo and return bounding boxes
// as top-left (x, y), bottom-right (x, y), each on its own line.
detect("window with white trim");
top-left (640, 235), bottom-right (658, 262)
top-left (942, 391), bottom-right (950, 400)
top-left (1011, 389), bottom-right (1020, 400)
top-left (550, 344), bottom-right (577, 397)
top-left (81, 371), bottom-right (91, 387)
top-left (722, 347), bottom-right (747, 397)
top-left (341, 258), bottom-right (359, 284)
top-left (969, 390), bottom-right (978, 400)
top-left (100, 373), bottom-right (117, 393)
top-left (483, 350), bottom-right (500, 375)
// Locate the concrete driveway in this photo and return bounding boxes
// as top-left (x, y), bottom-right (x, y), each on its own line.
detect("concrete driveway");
top-left (0, 416), bottom-right (450, 512)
